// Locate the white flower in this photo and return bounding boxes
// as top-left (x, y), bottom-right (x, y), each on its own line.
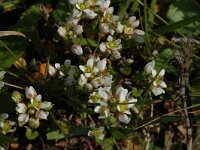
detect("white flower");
top-left (25, 86), bottom-right (37, 100)
top-left (94, 102), bottom-right (110, 118)
top-left (116, 87), bottom-right (137, 124)
top-left (98, 87), bottom-right (111, 100)
top-left (84, 9), bottom-right (97, 19)
top-left (78, 74), bottom-right (88, 86)
top-left (89, 92), bottom-right (101, 103)
top-left (71, 44), bottom-right (83, 55)
top-left (18, 113), bottom-right (29, 126)
top-left (28, 117), bottom-right (39, 129)
top-left (116, 22), bottom-right (124, 33)
top-left (40, 101), bottom-right (53, 110)
top-left (48, 65), bottom-right (57, 76)
top-left (74, 24), bottom-right (83, 34)
top-left (145, 60), bottom-right (155, 74)
top-left (99, 23), bottom-right (114, 34)
top-left (31, 94), bottom-right (42, 110)
top-left (79, 56), bottom-right (98, 77)
top-left (16, 103), bottom-right (27, 114)
top-left (88, 126), bottom-right (105, 140)
top-left (35, 110), bottom-right (49, 120)
top-left (151, 69), bottom-right (167, 96)
top-left (96, 58), bottom-right (107, 72)
top-left (57, 27), bottom-right (67, 38)
top-left (99, 36), bottom-right (122, 58)
top-left (97, 0), bottom-right (110, 12)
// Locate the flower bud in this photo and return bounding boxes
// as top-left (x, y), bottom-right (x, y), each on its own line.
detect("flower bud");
top-left (12, 91), bottom-right (22, 103)
top-left (28, 117), bottom-right (39, 129)
top-left (25, 86), bottom-right (37, 100)
top-left (57, 27), bottom-right (67, 38)
top-left (71, 44), bottom-right (83, 55)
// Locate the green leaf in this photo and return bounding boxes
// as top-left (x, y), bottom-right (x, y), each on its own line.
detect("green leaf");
top-left (0, 135), bottom-right (16, 145)
top-left (52, 0), bottom-right (70, 22)
top-left (166, 0), bottom-right (200, 36)
top-left (67, 127), bottom-right (89, 137)
top-left (46, 130), bottom-right (65, 141)
top-left (0, 0), bottom-right (22, 11)
top-left (97, 138), bottom-right (114, 150)
top-left (0, 36), bottom-right (28, 69)
top-left (117, 0), bottom-right (131, 20)
top-left (25, 128), bottom-right (39, 140)
top-left (154, 15), bottom-right (200, 35)
top-left (132, 87), bottom-right (143, 97)
top-left (120, 67), bottom-right (131, 76)
top-left (155, 48), bottom-right (177, 74)
top-left (0, 92), bottom-right (16, 113)
top-left (0, 5), bottom-right (42, 69)
top-left (110, 128), bottom-right (125, 140)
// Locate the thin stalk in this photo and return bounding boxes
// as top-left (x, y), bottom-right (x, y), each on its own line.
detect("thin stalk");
top-left (4, 82), bottom-right (24, 90)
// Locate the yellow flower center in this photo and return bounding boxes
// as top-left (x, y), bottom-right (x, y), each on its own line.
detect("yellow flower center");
top-left (119, 104), bottom-right (128, 112)
top-left (85, 66), bottom-right (93, 73)
top-left (79, 2), bottom-right (88, 10)
top-left (90, 93), bottom-right (100, 103)
top-left (94, 129), bottom-right (102, 136)
top-left (32, 100), bottom-right (41, 110)
top-left (107, 41), bottom-right (116, 49)
top-left (124, 27), bottom-right (133, 35)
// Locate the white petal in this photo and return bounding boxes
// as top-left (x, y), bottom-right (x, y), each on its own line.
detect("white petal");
top-left (87, 57), bottom-right (94, 67)
top-left (116, 22), bottom-right (124, 33)
top-left (152, 69), bottom-right (157, 77)
top-left (0, 113), bottom-right (8, 120)
top-left (159, 81), bottom-right (167, 88)
top-left (152, 87), bottom-right (165, 96)
top-left (94, 106), bottom-right (101, 113)
top-left (98, 87), bottom-right (108, 100)
top-left (145, 60), bottom-right (155, 74)
top-left (132, 20), bottom-right (140, 27)
top-left (75, 25), bottom-right (83, 34)
top-left (55, 63), bottom-right (61, 69)
top-left (69, 0), bottom-right (77, 5)
top-left (159, 69), bottom-right (165, 77)
top-left (96, 59), bottom-right (107, 71)
top-left (107, 7), bottom-right (114, 14)
top-left (84, 9), bottom-right (97, 19)
top-left (107, 35), bottom-right (113, 41)
top-left (79, 65), bottom-right (85, 72)
top-left (135, 29), bottom-right (145, 35)
top-left (78, 74), bottom-right (87, 86)
top-left (36, 110), bottom-right (49, 120)
top-left (112, 51), bottom-right (121, 59)
top-left (16, 103), bottom-right (27, 113)
top-left (48, 65), bottom-right (56, 76)
top-left (119, 113), bottom-right (131, 124)
top-left (129, 16), bottom-right (136, 24)
top-left (25, 86), bottom-right (37, 99)
top-left (99, 43), bottom-right (107, 52)
top-left (112, 15), bottom-right (119, 22)
top-left (0, 71), bottom-right (6, 80)
top-left (40, 101), bottom-right (53, 110)
top-left (71, 44), bottom-right (83, 55)
top-left (57, 27), bottom-right (67, 38)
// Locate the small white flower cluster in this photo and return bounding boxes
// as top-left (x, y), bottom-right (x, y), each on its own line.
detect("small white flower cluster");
top-left (48, 59), bottom-right (79, 86)
top-left (145, 60), bottom-right (167, 96)
top-left (0, 71), bottom-right (6, 90)
top-left (88, 126), bottom-right (105, 140)
top-left (57, 0), bottom-right (144, 59)
top-left (12, 86), bottom-right (53, 129)
top-left (79, 57), bottom-right (137, 124)
top-left (78, 56), bottom-right (112, 90)
top-left (0, 113), bottom-right (15, 135)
